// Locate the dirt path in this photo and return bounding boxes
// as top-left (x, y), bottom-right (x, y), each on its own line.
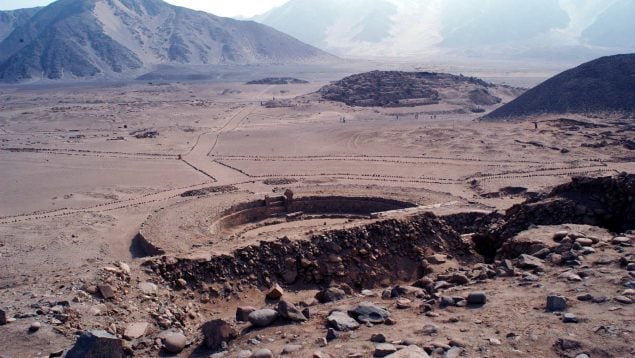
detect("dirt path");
top-left (180, 106), bottom-right (255, 184)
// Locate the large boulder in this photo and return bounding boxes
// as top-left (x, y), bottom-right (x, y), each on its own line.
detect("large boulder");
top-left (326, 311), bottom-right (359, 331)
top-left (315, 287), bottom-right (346, 303)
top-left (163, 332), bottom-right (187, 354)
top-left (348, 302), bottom-right (391, 324)
top-left (248, 309), bottom-right (278, 327)
top-left (277, 300), bottom-right (307, 322)
top-left (201, 319), bottom-right (238, 351)
top-left (66, 330), bottom-right (126, 358)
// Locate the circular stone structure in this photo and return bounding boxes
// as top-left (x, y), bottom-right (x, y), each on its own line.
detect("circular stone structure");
top-left (137, 188), bottom-right (421, 257)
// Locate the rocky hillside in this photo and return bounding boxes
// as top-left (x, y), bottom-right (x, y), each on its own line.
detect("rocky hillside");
top-left (0, 7), bottom-right (40, 41)
top-left (0, 0), bottom-right (334, 81)
top-left (486, 54), bottom-right (635, 118)
top-left (319, 71), bottom-right (522, 108)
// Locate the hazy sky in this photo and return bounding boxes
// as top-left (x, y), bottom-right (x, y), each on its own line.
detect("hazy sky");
top-left (0, 0), bottom-right (288, 17)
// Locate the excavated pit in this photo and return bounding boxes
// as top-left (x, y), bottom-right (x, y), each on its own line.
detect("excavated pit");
top-left (141, 174), bottom-right (634, 296)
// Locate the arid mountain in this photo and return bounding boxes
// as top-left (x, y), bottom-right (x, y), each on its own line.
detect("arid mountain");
top-left (485, 54), bottom-right (635, 118)
top-left (254, 0), bottom-right (633, 61)
top-left (0, 7), bottom-right (41, 41)
top-left (0, 0), bottom-right (333, 81)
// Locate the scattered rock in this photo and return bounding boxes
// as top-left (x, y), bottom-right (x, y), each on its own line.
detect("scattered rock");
top-left (563, 313), bottom-right (578, 323)
top-left (555, 338), bottom-right (581, 350)
top-left (326, 327), bottom-right (338, 341)
top-left (591, 295), bottom-right (608, 303)
top-left (553, 231), bottom-right (569, 241)
top-left (118, 262), bottom-right (131, 275)
top-left (614, 296), bottom-right (633, 304)
top-left (384, 345), bottom-right (430, 357)
top-left (546, 295), bottom-right (567, 311)
top-left (29, 321), bottom-right (41, 332)
top-left (97, 285), bottom-right (115, 300)
top-left (66, 330), bottom-right (125, 358)
top-left (612, 237), bottom-right (631, 245)
top-left (371, 333), bottom-right (386, 343)
top-left (349, 302), bottom-right (391, 324)
top-left (277, 300), bottom-right (307, 322)
top-left (248, 309), bottom-right (279, 327)
top-left (561, 272), bottom-right (583, 282)
top-left (449, 273), bottom-right (470, 285)
top-left (253, 348), bottom-right (273, 358)
top-left (236, 306), bottom-right (257, 322)
top-left (202, 319), bottom-right (238, 351)
top-left (313, 350), bottom-right (331, 358)
top-left (238, 350), bottom-right (253, 358)
top-left (315, 287), bottom-right (346, 303)
top-left (576, 238), bottom-right (594, 246)
top-left (326, 311), bottom-right (359, 331)
top-left (374, 343), bottom-right (397, 357)
top-left (421, 324), bottom-right (438, 336)
top-left (176, 278), bottom-right (187, 288)
top-left (444, 347), bottom-right (463, 358)
top-left (138, 282), bottom-right (158, 296)
top-left (427, 254), bottom-right (447, 264)
top-left (266, 283), bottom-right (284, 300)
top-left (124, 322), bottom-right (150, 340)
top-left (282, 344), bottom-right (303, 354)
top-left (396, 298), bottom-right (412, 309)
top-left (466, 292), bottom-right (487, 305)
top-left (518, 254), bottom-right (545, 271)
top-left (163, 332), bottom-right (186, 354)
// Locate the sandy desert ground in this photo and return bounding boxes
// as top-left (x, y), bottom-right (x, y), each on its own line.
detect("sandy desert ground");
top-left (0, 77), bottom-right (633, 357)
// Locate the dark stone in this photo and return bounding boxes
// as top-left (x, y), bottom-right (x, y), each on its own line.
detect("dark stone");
top-left (201, 319), bottom-right (238, 351)
top-left (348, 302), bottom-right (390, 324)
top-left (326, 328), bottom-right (338, 341)
top-left (466, 292), bottom-right (487, 305)
top-left (66, 330), bottom-right (125, 358)
top-left (277, 300), bottom-right (307, 322)
top-left (546, 295), bottom-right (567, 311)
top-left (315, 287), bottom-right (346, 303)
top-left (97, 285), bottom-right (115, 300)
top-left (0, 309), bottom-right (6, 325)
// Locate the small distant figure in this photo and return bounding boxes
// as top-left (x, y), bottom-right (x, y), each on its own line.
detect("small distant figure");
top-left (533, 121), bottom-right (538, 130)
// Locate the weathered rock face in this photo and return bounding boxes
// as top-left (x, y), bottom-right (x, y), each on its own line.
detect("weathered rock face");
top-left (65, 330), bottom-right (126, 358)
top-left (474, 174), bottom-right (634, 260)
top-left (495, 174), bottom-right (634, 239)
top-left (145, 213), bottom-right (472, 289)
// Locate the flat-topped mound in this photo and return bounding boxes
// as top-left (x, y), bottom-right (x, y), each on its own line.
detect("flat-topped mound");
top-left (318, 70), bottom-right (522, 108)
top-left (247, 77), bottom-right (309, 85)
top-left (486, 54), bottom-right (635, 118)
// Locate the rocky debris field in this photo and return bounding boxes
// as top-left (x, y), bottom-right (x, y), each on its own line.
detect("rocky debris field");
top-left (0, 174), bottom-right (633, 357)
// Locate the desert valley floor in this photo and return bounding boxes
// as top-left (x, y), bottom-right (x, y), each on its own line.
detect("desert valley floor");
top-left (0, 80), bottom-right (633, 357)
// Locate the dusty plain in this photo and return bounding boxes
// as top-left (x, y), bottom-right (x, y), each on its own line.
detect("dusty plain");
top-left (0, 76), bottom-right (633, 357)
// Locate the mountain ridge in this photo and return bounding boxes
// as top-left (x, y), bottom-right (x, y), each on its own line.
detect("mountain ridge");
top-left (253, 0), bottom-right (634, 61)
top-left (0, 0), bottom-right (335, 81)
